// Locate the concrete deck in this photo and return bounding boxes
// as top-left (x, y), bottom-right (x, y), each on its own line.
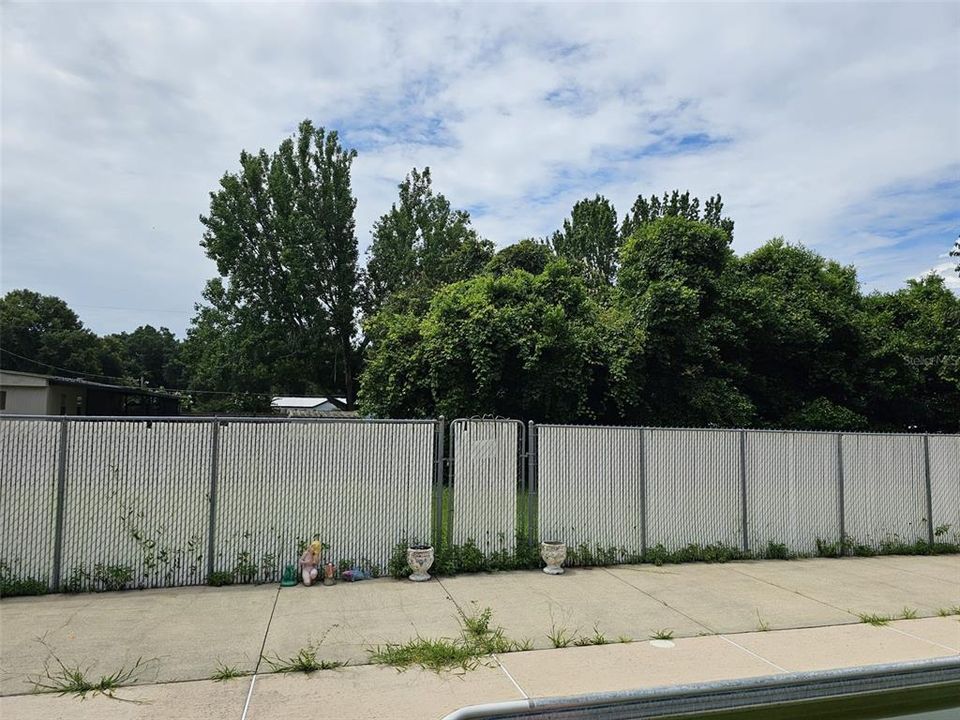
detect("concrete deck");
top-left (1, 556), bottom-right (957, 719)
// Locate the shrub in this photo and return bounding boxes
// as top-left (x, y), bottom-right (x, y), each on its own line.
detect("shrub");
top-left (208, 571), bottom-right (235, 587)
top-left (764, 542), bottom-right (790, 560)
top-left (92, 564), bottom-right (133, 592)
top-left (0, 574), bottom-right (48, 598)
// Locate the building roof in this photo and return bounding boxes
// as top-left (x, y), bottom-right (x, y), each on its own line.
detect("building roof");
top-left (271, 396), bottom-right (347, 409)
top-left (0, 369), bottom-right (180, 399)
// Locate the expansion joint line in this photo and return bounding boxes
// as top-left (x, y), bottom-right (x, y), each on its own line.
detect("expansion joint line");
top-left (241, 585), bottom-right (281, 720)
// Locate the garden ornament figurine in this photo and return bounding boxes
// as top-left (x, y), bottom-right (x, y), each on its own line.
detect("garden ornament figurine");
top-left (299, 540), bottom-right (322, 586)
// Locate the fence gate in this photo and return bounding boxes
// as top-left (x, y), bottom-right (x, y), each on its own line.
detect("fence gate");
top-left (448, 419), bottom-right (524, 555)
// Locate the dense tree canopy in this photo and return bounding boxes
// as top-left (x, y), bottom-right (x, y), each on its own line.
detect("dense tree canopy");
top-left (0, 289), bottom-right (114, 378)
top-left (4, 120), bottom-right (956, 431)
top-left (359, 261), bottom-right (606, 421)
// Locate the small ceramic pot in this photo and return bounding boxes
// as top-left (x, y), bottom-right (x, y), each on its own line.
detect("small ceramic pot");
top-left (407, 544), bottom-right (434, 582)
top-left (540, 541), bottom-right (566, 575)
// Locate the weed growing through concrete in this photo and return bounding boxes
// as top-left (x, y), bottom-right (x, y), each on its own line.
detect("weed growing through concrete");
top-left (210, 662), bottom-right (247, 682)
top-left (936, 606), bottom-right (960, 617)
top-left (547, 622), bottom-right (575, 649)
top-left (573, 625), bottom-right (609, 646)
top-left (512, 638), bottom-right (534, 652)
top-left (858, 613), bottom-right (892, 626)
top-left (650, 629), bottom-right (674, 640)
top-left (262, 626), bottom-right (344, 674)
top-left (756, 610), bottom-right (771, 632)
top-left (32, 655), bottom-right (151, 699)
top-left (617, 635), bottom-right (633, 644)
top-left (368, 606), bottom-right (521, 673)
top-left (900, 607), bottom-right (918, 620)
top-left (262, 647), bottom-right (345, 674)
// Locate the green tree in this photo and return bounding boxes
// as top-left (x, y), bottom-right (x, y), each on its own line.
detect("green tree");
top-left (359, 261), bottom-right (606, 421)
top-left (105, 325), bottom-right (185, 389)
top-left (550, 195), bottom-right (619, 286)
top-left (484, 239), bottom-right (555, 277)
top-left (614, 216), bottom-right (753, 426)
top-left (195, 120), bottom-right (360, 405)
top-left (364, 167), bottom-right (493, 314)
top-left (620, 190), bottom-right (734, 241)
top-left (735, 239), bottom-right (869, 430)
top-left (951, 234), bottom-right (959, 275)
top-left (860, 275), bottom-right (960, 432)
top-left (0, 289), bottom-right (106, 378)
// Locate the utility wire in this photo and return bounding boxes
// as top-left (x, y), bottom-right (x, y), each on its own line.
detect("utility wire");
top-left (0, 347), bottom-right (273, 397)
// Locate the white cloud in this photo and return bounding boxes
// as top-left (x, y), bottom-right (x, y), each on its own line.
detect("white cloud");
top-left (2, 2), bottom-right (958, 336)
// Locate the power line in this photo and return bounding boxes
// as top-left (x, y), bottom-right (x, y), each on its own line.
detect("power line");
top-left (0, 348), bottom-right (272, 397)
top-left (71, 303), bottom-right (194, 315)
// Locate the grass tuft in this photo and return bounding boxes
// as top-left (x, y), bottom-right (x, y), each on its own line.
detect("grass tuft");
top-left (936, 606), bottom-right (960, 617)
top-left (32, 655), bottom-right (149, 698)
top-left (650, 629), bottom-right (674, 641)
top-left (858, 613), bottom-right (892, 626)
top-left (262, 627), bottom-right (344, 674)
top-left (262, 647), bottom-right (344, 674)
top-left (900, 607), bottom-right (918, 620)
top-left (547, 622), bottom-right (575, 649)
top-left (210, 662), bottom-right (247, 682)
top-left (368, 606), bottom-right (516, 673)
top-left (756, 610), bottom-right (770, 632)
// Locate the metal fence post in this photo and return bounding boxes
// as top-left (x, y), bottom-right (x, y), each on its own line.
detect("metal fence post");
top-left (50, 418), bottom-right (70, 590)
top-left (922, 435), bottom-right (934, 545)
top-left (639, 427), bottom-right (647, 558)
top-left (433, 417), bottom-right (445, 549)
top-left (205, 420), bottom-right (221, 580)
top-left (837, 433), bottom-right (846, 543)
top-left (527, 421), bottom-right (537, 545)
top-left (739, 430), bottom-right (749, 553)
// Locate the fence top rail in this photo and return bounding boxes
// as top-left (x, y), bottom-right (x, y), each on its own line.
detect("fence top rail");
top-left (450, 417), bottom-right (526, 428)
top-left (533, 422), bottom-right (959, 439)
top-left (0, 414), bottom-right (436, 426)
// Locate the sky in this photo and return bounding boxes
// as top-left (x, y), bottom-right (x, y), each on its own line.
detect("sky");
top-left (2, 1), bottom-right (959, 338)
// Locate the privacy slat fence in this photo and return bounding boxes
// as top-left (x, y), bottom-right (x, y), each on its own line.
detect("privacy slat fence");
top-left (537, 425), bottom-right (644, 555)
top-left (449, 419), bottom-right (523, 554)
top-left (213, 420), bottom-right (434, 581)
top-left (841, 434), bottom-right (928, 547)
top-left (745, 431), bottom-right (840, 555)
top-left (928, 435), bottom-right (960, 536)
top-left (1, 416), bottom-right (957, 591)
top-left (0, 420), bottom-right (60, 583)
top-left (0, 417), bottom-right (435, 590)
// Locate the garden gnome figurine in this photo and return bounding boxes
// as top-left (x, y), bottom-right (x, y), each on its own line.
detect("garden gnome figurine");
top-left (299, 540), bottom-right (322, 586)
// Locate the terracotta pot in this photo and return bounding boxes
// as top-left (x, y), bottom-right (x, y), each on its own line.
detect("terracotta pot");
top-left (540, 541), bottom-right (566, 575)
top-left (407, 544), bottom-right (434, 582)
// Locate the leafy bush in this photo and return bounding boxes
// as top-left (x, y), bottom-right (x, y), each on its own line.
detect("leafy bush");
top-left (208, 571), bottom-right (235, 587)
top-left (764, 542), bottom-right (790, 560)
top-left (92, 564), bottom-right (133, 591)
top-left (0, 574), bottom-right (48, 598)
top-left (642, 542), bottom-right (749, 566)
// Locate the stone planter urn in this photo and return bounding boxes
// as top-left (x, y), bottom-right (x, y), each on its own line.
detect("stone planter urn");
top-left (407, 544), bottom-right (434, 582)
top-left (540, 541), bottom-right (567, 575)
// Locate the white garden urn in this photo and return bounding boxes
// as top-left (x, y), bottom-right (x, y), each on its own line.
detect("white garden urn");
top-left (540, 541), bottom-right (566, 575)
top-left (407, 544), bottom-right (434, 582)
